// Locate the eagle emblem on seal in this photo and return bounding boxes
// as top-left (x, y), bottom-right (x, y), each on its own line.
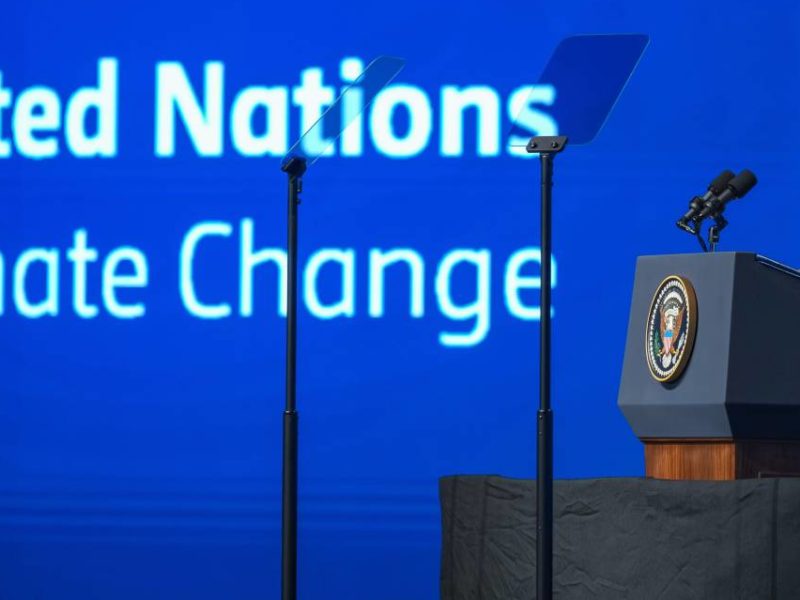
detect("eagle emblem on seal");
top-left (645, 276), bottom-right (697, 383)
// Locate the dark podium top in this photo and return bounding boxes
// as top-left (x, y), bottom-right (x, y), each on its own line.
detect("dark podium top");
top-left (618, 252), bottom-right (800, 440)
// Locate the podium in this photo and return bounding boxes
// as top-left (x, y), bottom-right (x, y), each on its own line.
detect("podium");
top-left (618, 252), bottom-right (800, 480)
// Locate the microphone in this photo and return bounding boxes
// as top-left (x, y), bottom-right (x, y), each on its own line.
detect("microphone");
top-left (676, 170), bottom-right (735, 234)
top-left (696, 169), bottom-right (758, 220)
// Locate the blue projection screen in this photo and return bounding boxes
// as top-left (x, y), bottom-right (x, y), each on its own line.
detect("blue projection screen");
top-left (2, 1), bottom-right (800, 599)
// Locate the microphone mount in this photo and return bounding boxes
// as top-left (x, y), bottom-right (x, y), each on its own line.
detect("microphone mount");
top-left (676, 197), bottom-right (705, 235)
top-left (676, 169), bottom-right (757, 253)
top-left (683, 199), bottom-right (729, 253)
top-left (708, 212), bottom-right (728, 253)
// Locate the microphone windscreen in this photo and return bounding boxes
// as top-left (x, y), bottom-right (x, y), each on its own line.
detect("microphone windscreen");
top-left (709, 170), bottom-right (735, 194)
top-left (729, 169), bottom-right (758, 198)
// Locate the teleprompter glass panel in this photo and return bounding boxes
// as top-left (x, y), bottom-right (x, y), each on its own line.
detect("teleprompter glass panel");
top-left (508, 34), bottom-right (649, 148)
top-left (284, 56), bottom-right (405, 165)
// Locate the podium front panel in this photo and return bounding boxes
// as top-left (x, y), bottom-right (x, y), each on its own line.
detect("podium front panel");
top-left (618, 252), bottom-right (800, 440)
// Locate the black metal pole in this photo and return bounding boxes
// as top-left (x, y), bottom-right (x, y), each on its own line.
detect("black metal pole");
top-left (280, 155), bottom-right (306, 600)
top-left (525, 135), bottom-right (566, 600)
top-left (537, 151), bottom-right (554, 600)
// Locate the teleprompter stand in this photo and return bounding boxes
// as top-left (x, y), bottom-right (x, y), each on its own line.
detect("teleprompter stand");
top-left (276, 56), bottom-right (404, 600)
top-left (506, 33), bottom-right (648, 600)
top-left (526, 135), bottom-right (568, 600)
top-left (280, 155), bottom-right (306, 600)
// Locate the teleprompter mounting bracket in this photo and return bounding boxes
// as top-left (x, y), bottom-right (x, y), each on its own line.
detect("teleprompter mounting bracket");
top-left (526, 136), bottom-right (569, 155)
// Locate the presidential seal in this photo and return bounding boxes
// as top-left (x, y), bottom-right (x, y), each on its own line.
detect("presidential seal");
top-left (645, 275), bottom-right (697, 383)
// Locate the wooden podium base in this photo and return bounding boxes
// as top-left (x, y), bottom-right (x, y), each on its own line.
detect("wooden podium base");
top-left (644, 439), bottom-right (800, 480)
